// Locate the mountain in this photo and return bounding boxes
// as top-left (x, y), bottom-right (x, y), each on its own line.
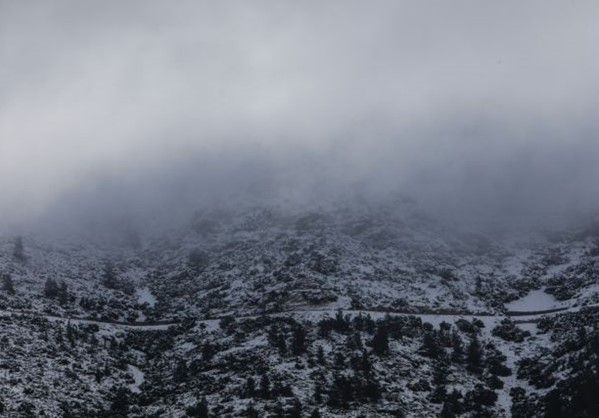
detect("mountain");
top-left (1, 198), bottom-right (599, 417)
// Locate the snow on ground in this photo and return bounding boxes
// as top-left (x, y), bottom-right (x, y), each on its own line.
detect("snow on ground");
top-left (321, 295), bottom-right (353, 310)
top-left (505, 288), bottom-right (567, 311)
top-left (196, 319), bottom-right (220, 333)
top-left (136, 287), bottom-right (158, 308)
top-left (128, 365), bottom-right (145, 394)
top-left (546, 245), bottom-right (586, 277)
top-left (502, 250), bottom-right (531, 278)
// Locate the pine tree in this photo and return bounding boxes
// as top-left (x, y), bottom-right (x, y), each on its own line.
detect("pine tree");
top-left (58, 281), bottom-right (69, 305)
top-left (244, 403), bottom-right (259, 418)
top-left (13, 236), bottom-right (25, 262)
top-left (334, 310), bottom-right (350, 333)
top-left (451, 331), bottom-right (464, 363)
top-left (186, 397), bottom-right (209, 418)
top-left (421, 331), bottom-right (442, 359)
top-left (335, 351), bottom-right (346, 369)
top-left (440, 400), bottom-right (456, 418)
top-left (371, 325), bottom-right (389, 356)
top-left (466, 335), bottom-right (483, 374)
top-left (202, 342), bottom-right (216, 362)
top-left (288, 398), bottom-right (302, 418)
top-left (291, 325), bottom-right (307, 355)
top-left (272, 401), bottom-right (284, 418)
top-left (314, 383), bottom-right (323, 403)
top-left (1, 274), bottom-right (15, 295)
top-left (309, 409), bottom-right (322, 418)
top-left (109, 387), bottom-right (129, 416)
top-left (102, 262), bottom-right (119, 289)
top-left (433, 361), bottom-right (449, 386)
top-left (276, 332), bottom-right (287, 356)
top-left (360, 349), bottom-right (372, 373)
top-left (66, 322), bottom-right (76, 346)
top-left (259, 372), bottom-right (271, 399)
top-left (174, 359), bottom-right (189, 383)
top-left (364, 378), bottom-right (382, 402)
top-left (44, 278), bottom-right (59, 299)
top-left (328, 374), bottom-right (353, 409)
top-left (244, 377), bottom-right (256, 398)
top-left (316, 345), bottom-right (326, 365)
top-left (61, 402), bottom-right (74, 418)
top-left (347, 332), bottom-right (363, 351)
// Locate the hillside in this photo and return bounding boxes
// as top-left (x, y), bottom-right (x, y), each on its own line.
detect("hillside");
top-left (1, 200), bottom-right (599, 417)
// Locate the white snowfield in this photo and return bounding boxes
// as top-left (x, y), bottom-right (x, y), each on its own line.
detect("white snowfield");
top-left (128, 365), bottom-right (145, 394)
top-left (135, 287), bottom-right (158, 308)
top-left (505, 288), bottom-right (568, 312)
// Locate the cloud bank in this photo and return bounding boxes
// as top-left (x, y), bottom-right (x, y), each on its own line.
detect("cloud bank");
top-left (1, 1), bottom-right (599, 231)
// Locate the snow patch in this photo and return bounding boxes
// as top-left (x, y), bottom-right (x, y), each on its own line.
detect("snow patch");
top-left (505, 288), bottom-right (567, 312)
top-left (128, 365), bottom-right (145, 394)
top-left (136, 287), bottom-right (157, 308)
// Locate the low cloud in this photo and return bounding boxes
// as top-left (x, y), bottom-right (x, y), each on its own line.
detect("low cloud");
top-left (1, 1), bottom-right (598, 232)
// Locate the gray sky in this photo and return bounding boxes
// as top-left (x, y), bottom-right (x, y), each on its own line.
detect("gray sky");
top-left (1, 1), bottom-right (599, 229)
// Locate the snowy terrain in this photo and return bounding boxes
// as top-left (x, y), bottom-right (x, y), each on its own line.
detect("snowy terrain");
top-left (0, 200), bottom-right (598, 417)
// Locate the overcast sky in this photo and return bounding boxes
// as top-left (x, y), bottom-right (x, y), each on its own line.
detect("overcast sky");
top-left (1, 1), bottom-right (599, 230)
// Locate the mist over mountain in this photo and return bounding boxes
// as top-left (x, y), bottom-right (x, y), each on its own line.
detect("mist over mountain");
top-left (2, 2), bottom-right (599, 417)
top-left (2, 1), bottom-right (599, 234)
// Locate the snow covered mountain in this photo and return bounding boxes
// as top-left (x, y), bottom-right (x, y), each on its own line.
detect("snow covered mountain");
top-left (1, 198), bottom-right (599, 417)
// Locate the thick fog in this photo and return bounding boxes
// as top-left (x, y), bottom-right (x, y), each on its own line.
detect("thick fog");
top-left (1, 1), bottom-right (599, 234)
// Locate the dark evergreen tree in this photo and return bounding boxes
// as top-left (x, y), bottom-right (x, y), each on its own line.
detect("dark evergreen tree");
top-left (244, 377), bottom-right (256, 398)
top-left (328, 374), bottom-right (353, 409)
top-left (363, 349), bottom-right (373, 373)
top-left (188, 249), bottom-right (210, 273)
top-left (244, 402), bottom-right (259, 418)
top-left (109, 387), bottom-right (130, 416)
top-left (440, 400), bottom-right (456, 418)
top-left (334, 310), bottom-right (350, 333)
top-left (102, 262), bottom-right (119, 289)
top-left (202, 342), bottom-right (216, 362)
top-left (66, 322), bottom-right (76, 346)
top-left (276, 332), bottom-right (287, 356)
top-left (186, 397), bottom-right (209, 417)
top-left (291, 325), bottom-right (307, 355)
top-left (371, 325), bottom-right (389, 356)
top-left (44, 278), bottom-right (59, 299)
top-left (309, 409), bottom-right (322, 418)
top-left (430, 385), bottom-right (447, 404)
top-left (174, 359), bottom-right (189, 383)
top-left (464, 384), bottom-right (497, 411)
top-left (1, 274), bottom-right (15, 295)
top-left (421, 331), bottom-right (442, 359)
top-left (433, 361), bottom-right (449, 386)
top-left (288, 398), bottom-right (302, 418)
top-left (58, 281), bottom-right (69, 305)
top-left (259, 372), bottom-right (271, 399)
top-left (466, 335), bottom-right (483, 374)
top-left (347, 332), bottom-right (363, 351)
top-left (314, 383), bottom-right (323, 403)
top-left (334, 351), bottom-right (346, 369)
top-left (484, 343), bottom-right (511, 377)
top-left (363, 378), bottom-right (382, 402)
top-left (316, 345), bottom-right (326, 365)
top-left (13, 236), bottom-right (25, 262)
top-left (451, 331), bottom-right (464, 363)
top-left (442, 389), bottom-right (464, 416)
top-left (270, 401), bottom-right (284, 418)
top-left (268, 325), bottom-right (287, 355)
top-left (544, 390), bottom-right (563, 418)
